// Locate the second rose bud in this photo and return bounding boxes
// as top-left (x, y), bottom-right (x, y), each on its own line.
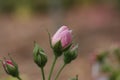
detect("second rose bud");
top-left (33, 42), bottom-right (47, 68)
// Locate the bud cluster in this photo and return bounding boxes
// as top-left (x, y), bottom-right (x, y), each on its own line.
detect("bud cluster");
top-left (0, 25), bottom-right (78, 80)
top-left (51, 26), bottom-right (78, 63)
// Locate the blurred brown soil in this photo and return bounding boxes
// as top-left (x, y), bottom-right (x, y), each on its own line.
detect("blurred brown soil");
top-left (0, 4), bottom-right (120, 80)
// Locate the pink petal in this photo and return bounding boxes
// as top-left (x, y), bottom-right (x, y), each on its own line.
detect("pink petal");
top-left (52, 26), bottom-right (69, 46)
top-left (6, 60), bottom-right (14, 67)
top-left (55, 26), bottom-right (69, 35)
top-left (60, 30), bottom-right (72, 48)
top-left (52, 25), bottom-right (72, 48)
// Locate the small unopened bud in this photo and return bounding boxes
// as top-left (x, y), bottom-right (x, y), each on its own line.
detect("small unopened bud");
top-left (33, 42), bottom-right (47, 68)
top-left (64, 44), bottom-right (78, 64)
top-left (1, 56), bottom-right (19, 78)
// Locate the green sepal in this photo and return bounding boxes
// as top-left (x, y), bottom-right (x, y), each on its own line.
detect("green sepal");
top-left (53, 40), bottom-right (63, 57)
top-left (6, 64), bottom-right (19, 77)
top-left (36, 51), bottom-right (47, 68)
top-left (47, 30), bottom-right (53, 48)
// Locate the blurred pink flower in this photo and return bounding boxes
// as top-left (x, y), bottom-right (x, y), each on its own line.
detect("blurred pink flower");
top-left (52, 26), bottom-right (72, 48)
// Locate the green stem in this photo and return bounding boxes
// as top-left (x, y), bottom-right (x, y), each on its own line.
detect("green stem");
top-left (48, 56), bottom-right (57, 80)
top-left (54, 63), bottom-right (66, 80)
top-left (41, 67), bottom-right (45, 80)
top-left (17, 76), bottom-right (22, 80)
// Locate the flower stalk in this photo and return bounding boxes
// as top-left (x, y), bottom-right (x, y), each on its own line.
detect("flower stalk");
top-left (41, 67), bottom-right (45, 80)
top-left (55, 63), bottom-right (66, 80)
top-left (17, 76), bottom-right (22, 80)
top-left (48, 56), bottom-right (58, 80)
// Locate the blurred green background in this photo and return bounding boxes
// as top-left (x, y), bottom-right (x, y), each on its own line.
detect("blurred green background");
top-left (0, 0), bottom-right (120, 14)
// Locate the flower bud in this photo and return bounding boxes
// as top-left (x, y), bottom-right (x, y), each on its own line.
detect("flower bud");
top-left (52, 26), bottom-right (72, 57)
top-left (1, 57), bottom-right (19, 78)
top-left (64, 44), bottom-right (78, 64)
top-left (33, 42), bottom-right (47, 68)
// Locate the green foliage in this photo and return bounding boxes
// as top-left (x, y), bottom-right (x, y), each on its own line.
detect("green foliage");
top-left (1, 0), bottom-right (120, 13)
top-left (96, 51), bottom-right (109, 63)
top-left (0, 0), bottom-right (16, 13)
top-left (94, 47), bottom-right (120, 80)
top-left (69, 75), bottom-right (78, 80)
top-left (0, 0), bottom-right (79, 13)
top-left (114, 48), bottom-right (120, 62)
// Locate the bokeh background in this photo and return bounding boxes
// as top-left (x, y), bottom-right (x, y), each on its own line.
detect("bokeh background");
top-left (0, 0), bottom-right (120, 80)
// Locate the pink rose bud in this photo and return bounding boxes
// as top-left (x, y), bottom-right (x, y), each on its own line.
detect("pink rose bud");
top-left (2, 60), bottom-right (16, 73)
top-left (51, 26), bottom-right (72, 57)
top-left (1, 56), bottom-right (20, 78)
top-left (52, 26), bottom-right (72, 49)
